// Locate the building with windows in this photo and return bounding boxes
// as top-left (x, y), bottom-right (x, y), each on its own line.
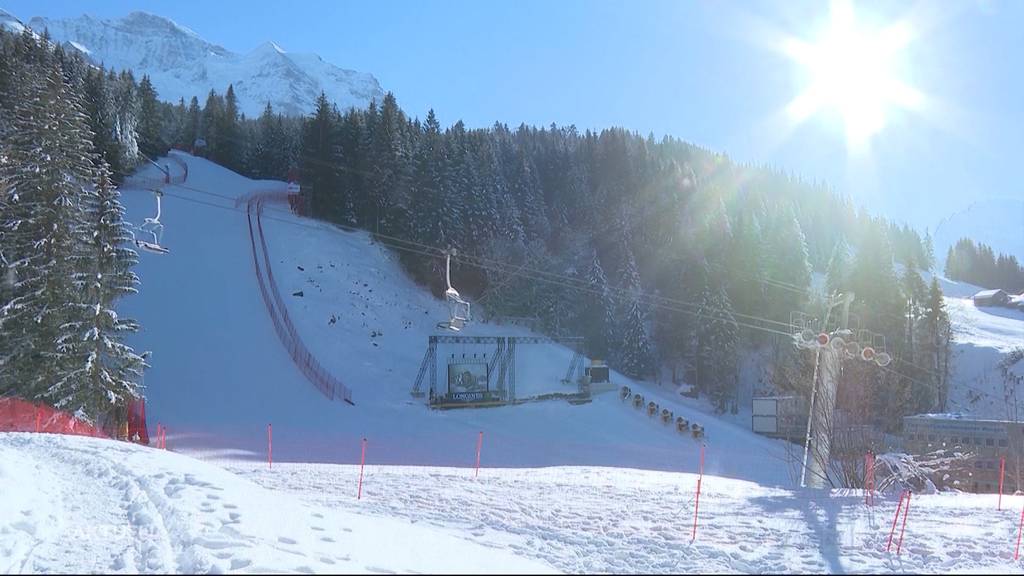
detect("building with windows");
top-left (903, 414), bottom-right (1022, 493)
top-left (972, 289), bottom-right (1010, 307)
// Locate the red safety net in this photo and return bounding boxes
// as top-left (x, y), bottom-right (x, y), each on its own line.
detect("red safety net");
top-left (128, 397), bottom-right (150, 444)
top-left (0, 397), bottom-right (108, 438)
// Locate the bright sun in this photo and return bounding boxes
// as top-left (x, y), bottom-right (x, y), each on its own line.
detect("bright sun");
top-left (784, 1), bottom-right (922, 150)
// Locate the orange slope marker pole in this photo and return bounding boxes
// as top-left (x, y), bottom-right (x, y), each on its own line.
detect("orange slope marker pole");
top-left (691, 444), bottom-right (705, 542)
top-left (357, 438), bottom-right (367, 500)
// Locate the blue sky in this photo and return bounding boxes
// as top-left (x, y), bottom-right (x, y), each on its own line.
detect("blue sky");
top-left (6, 0), bottom-right (1022, 232)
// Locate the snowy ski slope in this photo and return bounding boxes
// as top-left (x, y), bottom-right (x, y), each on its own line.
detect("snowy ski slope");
top-left (118, 153), bottom-right (794, 485)
top-left (8, 431), bottom-right (1024, 574)
top-left (226, 458), bottom-right (1024, 574)
top-left (934, 277), bottom-right (1024, 419)
top-left (0, 433), bottom-right (555, 574)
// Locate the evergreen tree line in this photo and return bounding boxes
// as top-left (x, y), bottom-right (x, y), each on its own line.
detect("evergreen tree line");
top-left (944, 237), bottom-right (1024, 293)
top-left (0, 29), bottom-right (146, 427)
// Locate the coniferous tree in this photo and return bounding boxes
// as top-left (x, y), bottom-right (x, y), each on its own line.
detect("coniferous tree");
top-left (299, 92), bottom-right (339, 221)
top-left (217, 84), bottom-right (242, 170)
top-left (825, 239), bottom-right (849, 297)
top-left (60, 166), bottom-right (146, 423)
top-left (185, 96), bottom-right (201, 152)
top-left (0, 63), bottom-right (100, 411)
top-left (137, 74), bottom-right (166, 158)
top-left (616, 250), bottom-right (653, 378)
top-left (112, 70), bottom-right (140, 169)
top-left (201, 89), bottom-right (223, 160)
top-left (697, 274), bottom-right (739, 413)
top-left (922, 277), bottom-right (953, 410)
top-left (0, 32), bottom-right (146, 425)
top-left (765, 208), bottom-right (812, 320)
top-left (411, 109), bottom-right (446, 246)
top-left (581, 249), bottom-right (614, 360)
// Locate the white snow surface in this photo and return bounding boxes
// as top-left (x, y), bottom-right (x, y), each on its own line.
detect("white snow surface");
top-left (8, 431), bottom-right (1024, 574)
top-left (25, 11), bottom-right (384, 117)
top-left (117, 152), bottom-right (794, 485)
top-left (223, 458), bottom-right (1024, 574)
top-left (927, 276), bottom-right (1024, 420)
top-left (0, 432), bottom-right (555, 574)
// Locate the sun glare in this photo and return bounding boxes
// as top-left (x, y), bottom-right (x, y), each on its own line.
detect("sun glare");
top-left (784, 1), bottom-right (922, 150)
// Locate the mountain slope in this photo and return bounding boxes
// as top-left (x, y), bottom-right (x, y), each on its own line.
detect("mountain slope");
top-left (933, 276), bottom-right (1024, 419)
top-left (26, 11), bottom-right (384, 117)
top-left (117, 152), bottom-right (793, 485)
top-left (0, 8), bottom-right (28, 34)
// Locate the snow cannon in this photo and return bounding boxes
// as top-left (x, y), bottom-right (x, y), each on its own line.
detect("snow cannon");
top-left (796, 328), bottom-right (818, 349)
top-left (861, 346), bottom-right (876, 362)
top-left (844, 340), bottom-right (861, 359)
top-left (816, 332), bottom-right (830, 347)
top-left (874, 352), bottom-right (892, 368)
top-left (829, 335), bottom-right (846, 352)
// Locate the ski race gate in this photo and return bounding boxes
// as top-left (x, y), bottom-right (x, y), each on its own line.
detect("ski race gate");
top-left (410, 335), bottom-right (590, 408)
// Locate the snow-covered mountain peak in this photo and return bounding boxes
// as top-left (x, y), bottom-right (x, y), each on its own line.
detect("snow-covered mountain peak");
top-left (117, 10), bottom-right (204, 41)
top-left (22, 10), bottom-right (383, 117)
top-left (254, 40), bottom-right (287, 55)
top-left (0, 8), bottom-right (28, 34)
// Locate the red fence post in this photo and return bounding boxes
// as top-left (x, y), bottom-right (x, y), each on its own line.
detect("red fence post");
top-left (867, 453), bottom-right (876, 506)
top-left (35, 406), bottom-right (40, 433)
top-left (357, 437), bottom-right (367, 500)
top-left (886, 491), bottom-right (907, 552)
top-left (896, 491), bottom-right (911, 555)
top-left (691, 444), bottom-right (705, 542)
top-left (865, 453), bottom-right (871, 506)
top-left (475, 431), bottom-right (483, 478)
top-left (156, 423), bottom-right (162, 448)
top-left (268, 423), bottom-right (273, 470)
top-left (999, 456), bottom-right (1006, 511)
top-left (1016, 503), bottom-right (1024, 560)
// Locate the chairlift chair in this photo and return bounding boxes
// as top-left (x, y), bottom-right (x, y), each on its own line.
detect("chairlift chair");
top-left (135, 189), bottom-right (169, 255)
top-left (437, 249), bottom-right (470, 331)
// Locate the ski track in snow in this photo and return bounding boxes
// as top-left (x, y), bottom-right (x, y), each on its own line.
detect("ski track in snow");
top-left (0, 433), bottom-right (555, 574)
top-left (228, 461), bottom-right (1024, 575)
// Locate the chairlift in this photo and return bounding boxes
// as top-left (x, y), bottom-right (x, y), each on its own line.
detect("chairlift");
top-left (135, 232), bottom-right (170, 255)
top-left (135, 189), bottom-right (169, 255)
top-left (437, 249), bottom-right (470, 331)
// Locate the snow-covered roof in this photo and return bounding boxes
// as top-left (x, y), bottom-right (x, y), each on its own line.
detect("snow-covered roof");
top-left (906, 413), bottom-right (1017, 425)
top-left (973, 288), bottom-right (1007, 299)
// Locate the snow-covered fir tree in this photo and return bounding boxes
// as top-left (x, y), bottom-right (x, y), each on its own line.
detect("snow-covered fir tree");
top-left (0, 32), bottom-right (146, 425)
top-left (0, 62), bottom-right (100, 406)
top-left (697, 274), bottom-right (739, 413)
top-left (616, 249), bottom-right (653, 378)
top-left (59, 167), bottom-right (146, 422)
